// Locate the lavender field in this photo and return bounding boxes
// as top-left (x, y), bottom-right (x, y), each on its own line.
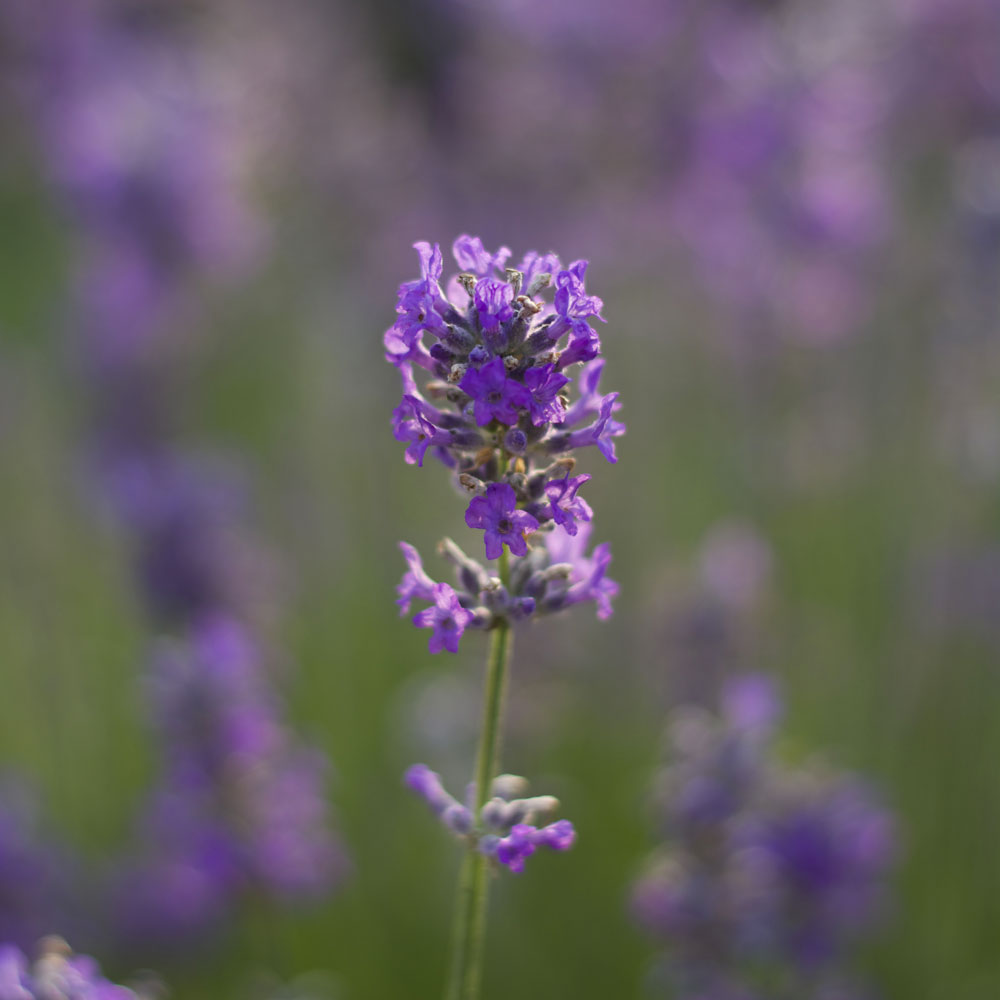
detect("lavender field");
top-left (1, 2), bottom-right (998, 998)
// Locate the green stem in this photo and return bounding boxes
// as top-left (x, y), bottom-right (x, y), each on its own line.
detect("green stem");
top-left (444, 549), bottom-right (512, 1000)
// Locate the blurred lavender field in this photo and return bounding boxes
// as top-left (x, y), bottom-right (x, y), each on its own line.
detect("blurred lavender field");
top-left (0, 1), bottom-right (998, 997)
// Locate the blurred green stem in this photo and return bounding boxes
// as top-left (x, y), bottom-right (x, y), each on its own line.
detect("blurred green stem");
top-left (444, 549), bottom-right (512, 1000)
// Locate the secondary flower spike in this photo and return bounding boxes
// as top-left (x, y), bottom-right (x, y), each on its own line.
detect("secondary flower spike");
top-left (387, 236), bottom-right (624, 654)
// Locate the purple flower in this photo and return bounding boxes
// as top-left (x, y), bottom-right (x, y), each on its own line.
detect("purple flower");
top-left (392, 396), bottom-right (453, 467)
top-left (632, 675), bottom-right (895, 993)
top-left (0, 941), bottom-right (135, 1000)
top-left (522, 364), bottom-right (570, 426)
top-left (404, 764), bottom-right (474, 834)
top-left (473, 277), bottom-right (515, 336)
top-left (492, 820), bottom-right (577, 873)
top-left (545, 473), bottom-right (593, 536)
top-left (547, 260), bottom-right (606, 342)
top-left (384, 242), bottom-right (448, 367)
top-left (453, 235), bottom-right (511, 277)
top-left (459, 357), bottom-right (529, 427)
top-left (396, 242), bottom-right (446, 332)
top-left (560, 392), bottom-right (625, 463)
top-left (397, 542), bottom-right (439, 614)
top-left (516, 250), bottom-right (562, 293)
top-left (556, 325), bottom-right (602, 370)
top-left (545, 522), bottom-right (619, 619)
top-left (412, 582), bottom-right (475, 654)
top-left (559, 358), bottom-right (607, 427)
top-left (465, 483), bottom-right (539, 560)
top-left (555, 261), bottom-right (605, 323)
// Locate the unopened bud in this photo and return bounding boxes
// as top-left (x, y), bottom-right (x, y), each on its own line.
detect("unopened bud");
top-left (526, 272), bottom-right (551, 297)
top-left (492, 773), bottom-right (530, 800)
top-left (458, 473), bottom-right (487, 496)
top-left (504, 428), bottom-right (528, 455)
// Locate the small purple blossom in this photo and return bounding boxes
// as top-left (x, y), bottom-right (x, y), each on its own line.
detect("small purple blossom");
top-left (473, 277), bottom-right (515, 344)
top-left (453, 235), bottom-right (511, 277)
top-left (549, 260), bottom-right (606, 342)
top-left (465, 483), bottom-right (539, 560)
top-left (0, 941), bottom-right (135, 1000)
top-left (545, 523), bottom-right (619, 619)
top-left (392, 396), bottom-right (454, 467)
top-left (560, 392), bottom-right (625, 463)
top-left (544, 473), bottom-right (593, 536)
top-left (516, 250), bottom-right (561, 293)
top-left (459, 357), bottom-right (528, 427)
top-left (412, 582), bottom-right (475, 654)
top-left (522, 364), bottom-right (570, 426)
top-left (490, 820), bottom-right (577, 873)
top-left (396, 542), bottom-right (438, 614)
top-left (405, 764), bottom-right (473, 833)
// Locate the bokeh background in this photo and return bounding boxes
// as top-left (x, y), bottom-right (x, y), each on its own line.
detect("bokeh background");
top-left (1, 0), bottom-right (999, 997)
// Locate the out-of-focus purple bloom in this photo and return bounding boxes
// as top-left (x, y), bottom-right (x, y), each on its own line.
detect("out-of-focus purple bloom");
top-left (544, 523), bottom-right (619, 619)
top-left (0, 787), bottom-right (73, 953)
top-left (113, 617), bottom-right (345, 947)
top-left (0, 939), bottom-right (136, 1000)
top-left (397, 542), bottom-right (439, 614)
top-left (404, 765), bottom-right (473, 834)
top-left (412, 583), bottom-right (475, 654)
top-left (465, 483), bottom-right (539, 560)
top-left (632, 675), bottom-right (895, 996)
top-left (453, 235), bottom-right (512, 277)
top-left (490, 820), bottom-right (577, 873)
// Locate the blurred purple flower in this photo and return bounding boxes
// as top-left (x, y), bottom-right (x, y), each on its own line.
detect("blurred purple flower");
top-left (633, 675), bottom-right (895, 995)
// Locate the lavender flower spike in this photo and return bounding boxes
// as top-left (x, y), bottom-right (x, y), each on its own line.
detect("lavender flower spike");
top-left (385, 236), bottom-right (618, 998)
top-left (632, 675), bottom-right (895, 997)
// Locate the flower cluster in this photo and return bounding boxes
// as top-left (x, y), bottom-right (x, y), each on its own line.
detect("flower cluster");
top-left (4, 1), bottom-right (343, 952)
top-left (0, 938), bottom-right (136, 1000)
top-left (112, 618), bottom-right (344, 948)
top-left (388, 236), bottom-right (623, 653)
top-left (632, 675), bottom-right (895, 999)
top-left (405, 766), bottom-right (575, 874)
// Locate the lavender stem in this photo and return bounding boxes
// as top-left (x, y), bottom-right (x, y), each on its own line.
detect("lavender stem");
top-left (446, 551), bottom-right (512, 1000)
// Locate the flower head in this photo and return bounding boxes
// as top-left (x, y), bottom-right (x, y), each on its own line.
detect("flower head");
top-left (387, 237), bottom-right (622, 635)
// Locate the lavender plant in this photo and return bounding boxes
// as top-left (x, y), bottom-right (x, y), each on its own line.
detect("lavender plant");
top-left (386, 236), bottom-right (623, 998)
top-left (4, 0), bottom-right (343, 951)
top-left (632, 675), bottom-right (895, 999)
